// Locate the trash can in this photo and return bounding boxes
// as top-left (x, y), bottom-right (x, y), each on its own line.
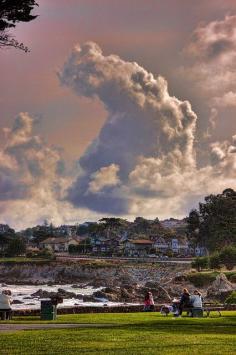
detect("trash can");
top-left (40, 300), bottom-right (57, 320)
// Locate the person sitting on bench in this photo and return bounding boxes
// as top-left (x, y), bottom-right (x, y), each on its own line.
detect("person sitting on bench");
top-left (0, 290), bottom-right (12, 320)
top-left (189, 290), bottom-right (203, 317)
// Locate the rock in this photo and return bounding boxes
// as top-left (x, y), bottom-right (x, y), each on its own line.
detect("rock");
top-left (83, 295), bottom-right (100, 302)
top-left (93, 291), bottom-right (108, 300)
top-left (207, 273), bottom-right (235, 301)
top-left (57, 288), bottom-right (77, 299)
top-left (144, 282), bottom-right (171, 302)
top-left (31, 289), bottom-right (57, 299)
top-left (12, 299), bottom-right (24, 304)
top-left (76, 294), bottom-right (83, 299)
top-left (47, 281), bottom-right (55, 286)
top-left (173, 274), bottom-right (187, 283)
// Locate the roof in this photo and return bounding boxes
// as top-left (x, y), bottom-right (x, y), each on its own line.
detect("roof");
top-left (129, 239), bottom-right (153, 245)
top-left (41, 237), bottom-right (69, 244)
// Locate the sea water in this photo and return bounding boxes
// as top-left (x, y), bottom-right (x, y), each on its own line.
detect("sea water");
top-left (0, 284), bottom-right (124, 310)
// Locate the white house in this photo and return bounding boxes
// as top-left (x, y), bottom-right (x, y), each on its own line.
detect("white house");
top-left (39, 237), bottom-right (80, 252)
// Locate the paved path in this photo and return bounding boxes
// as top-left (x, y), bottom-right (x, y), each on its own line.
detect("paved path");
top-left (0, 323), bottom-right (115, 332)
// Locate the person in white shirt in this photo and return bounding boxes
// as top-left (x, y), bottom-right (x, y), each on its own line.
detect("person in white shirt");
top-left (0, 290), bottom-right (12, 320)
top-left (190, 290), bottom-right (203, 308)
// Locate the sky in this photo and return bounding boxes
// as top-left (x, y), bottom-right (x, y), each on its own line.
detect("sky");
top-left (1, 0), bottom-right (236, 229)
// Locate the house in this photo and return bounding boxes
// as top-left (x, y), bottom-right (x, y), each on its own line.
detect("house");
top-left (90, 235), bottom-right (119, 254)
top-left (153, 237), bottom-right (169, 253)
top-left (195, 246), bottom-right (208, 256)
top-left (161, 218), bottom-right (187, 229)
top-left (123, 239), bottom-right (154, 257)
top-left (39, 237), bottom-right (80, 252)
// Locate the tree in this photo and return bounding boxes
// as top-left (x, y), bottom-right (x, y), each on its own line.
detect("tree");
top-left (0, 0), bottom-right (38, 52)
top-left (209, 252), bottom-right (221, 270)
top-left (219, 246), bottom-right (236, 270)
top-left (99, 218), bottom-right (128, 238)
top-left (191, 256), bottom-right (209, 271)
top-left (5, 238), bottom-right (26, 257)
top-left (32, 224), bottom-right (52, 245)
top-left (187, 189), bottom-right (236, 252)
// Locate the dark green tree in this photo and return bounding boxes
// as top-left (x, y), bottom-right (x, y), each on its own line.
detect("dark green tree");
top-left (209, 252), bottom-right (221, 270)
top-left (187, 189), bottom-right (236, 252)
top-left (219, 246), bottom-right (236, 270)
top-left (191, 256), bottom-right (209, 271)
top-left (5, 238), bottom-right (26, 256)
top-left (0, 0), bottom-right (38, 51)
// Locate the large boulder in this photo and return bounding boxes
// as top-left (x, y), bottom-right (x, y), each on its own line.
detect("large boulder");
top-left (83, 295), bottom-right (103, 302)
top-left (12, 299), bottom-right (24, 304)
top-left (207, 273), bottom-right (235, 302)
top-left (31, 288), bottom-right (77, 299)
top-left (31, 289), bottom-right (57, 299)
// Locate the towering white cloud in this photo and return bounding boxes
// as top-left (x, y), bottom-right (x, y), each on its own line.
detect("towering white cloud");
top-left (180, 15), bottom-right (236, 104)
top-left (59, 43), bottom-right (219, 215)
top-left (0, 113), bottom-right (88, 229)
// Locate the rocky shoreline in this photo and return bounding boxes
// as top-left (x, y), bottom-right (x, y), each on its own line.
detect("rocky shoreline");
top-left (0, 261), bottom-right (235, 305)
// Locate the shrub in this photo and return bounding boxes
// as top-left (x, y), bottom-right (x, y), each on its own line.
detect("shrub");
top-left (219, 246), bottom-right (236, 270)
top-left (209, 252), bottom-right (221, 269)
top-left (192, 256), bottom-right (209, 271)
top-left (187, 272), bottom-right (216, 287)
top-left (225, 291), bottom-right (236, 304)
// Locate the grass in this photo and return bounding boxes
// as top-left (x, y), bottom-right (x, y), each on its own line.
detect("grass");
top-left (0, 312), bottom-right (235, 354)
top-left (0, 257), bottom-right (53, 264)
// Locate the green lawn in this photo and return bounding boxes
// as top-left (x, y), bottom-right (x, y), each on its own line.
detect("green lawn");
top-left (0, 312), bottom-right (236, 354)
top-left (0, 257), bottom-right (53, 264)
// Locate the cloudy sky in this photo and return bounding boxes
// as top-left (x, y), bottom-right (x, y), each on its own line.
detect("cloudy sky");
top-left (1, 0), bottom-right (236, 229)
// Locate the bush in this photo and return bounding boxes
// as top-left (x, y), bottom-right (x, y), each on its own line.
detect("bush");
top-left (209, 252), bottom-right (221, 269)
top-left (187, 272), bottom-right (216, 287)
top-left (225, 291), bottom-right (236, 304)
top-left (26, 248), bottom-right (54, 259)
top-left (192, 256), bottom-right (209, 271)
top-left (219, 246), bottom-right (236, 270)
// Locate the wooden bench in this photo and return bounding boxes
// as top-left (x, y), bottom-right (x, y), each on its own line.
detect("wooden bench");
top-left (203, 306), bottom-right (224, 317)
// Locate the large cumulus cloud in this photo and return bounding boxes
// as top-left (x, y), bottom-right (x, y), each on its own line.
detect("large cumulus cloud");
top-left (180, 15), bottom-right (236, 107)
top-left (58, 42), bottom-right (235, 217)
top-left (0, 113), bottom-right (91, 229)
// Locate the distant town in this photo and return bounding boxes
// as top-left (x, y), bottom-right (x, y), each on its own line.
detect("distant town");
top-left (0, 217), bottom-right (206, 259)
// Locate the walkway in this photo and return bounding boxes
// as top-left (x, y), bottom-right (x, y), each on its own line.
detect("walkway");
top-left (0, 323), bottom-right (114, 332)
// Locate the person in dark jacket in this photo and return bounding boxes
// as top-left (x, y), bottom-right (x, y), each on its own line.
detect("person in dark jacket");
top-left (178, 288), bottom-right (191, 316)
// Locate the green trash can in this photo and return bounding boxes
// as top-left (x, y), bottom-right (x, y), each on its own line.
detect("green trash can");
top-left (41, 300), bottom-right (57, 320)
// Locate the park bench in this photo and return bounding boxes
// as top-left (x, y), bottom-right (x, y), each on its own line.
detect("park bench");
top-left (161, 303), bottom-right (225, 317)
top-left (182, 304), bottom-right (224, 317)
top-left (203, 305), bottom-right (224, 317)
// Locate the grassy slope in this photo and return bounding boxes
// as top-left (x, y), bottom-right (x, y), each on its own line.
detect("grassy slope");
top-left (0, 312), bottom-right (235, 354)
top-left (187, 270), bottom-right (236, 286)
